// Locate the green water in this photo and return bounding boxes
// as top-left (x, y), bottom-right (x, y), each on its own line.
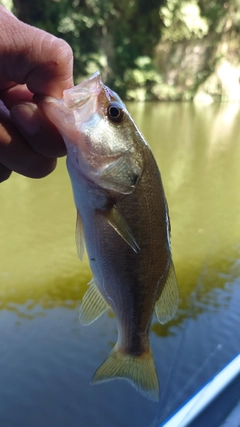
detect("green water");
top-left (1, 102), bottom-right (240, 426)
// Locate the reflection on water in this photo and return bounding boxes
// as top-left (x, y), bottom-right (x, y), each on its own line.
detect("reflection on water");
top-left (0, 162), bottom-right (91, 310)
top-left (1, 102), bottom-right (240, 426)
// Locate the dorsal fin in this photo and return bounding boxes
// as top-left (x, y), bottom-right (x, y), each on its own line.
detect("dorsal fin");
top-left (155, 260), bottom-right (179, 324)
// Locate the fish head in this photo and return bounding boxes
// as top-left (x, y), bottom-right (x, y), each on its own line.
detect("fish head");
top-left (40, 71), bottom-right (144, 194)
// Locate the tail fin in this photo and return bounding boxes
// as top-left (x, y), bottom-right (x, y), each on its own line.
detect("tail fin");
top-left (91, 345), bottom-right (159, 402)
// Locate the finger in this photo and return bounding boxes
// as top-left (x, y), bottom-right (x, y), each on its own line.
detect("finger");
top-left (0, 6), bottom-right (74, 98)
top-left (1, 86), bottom-right (67, 158)
top-left (11, 102), bottom-right (67, 158)
top-left (0, 84), bottom-right (33, 109)
top-left (0, 105), bottom-right (57, 178)
top-left (0, 163), bottom-right (12, 182)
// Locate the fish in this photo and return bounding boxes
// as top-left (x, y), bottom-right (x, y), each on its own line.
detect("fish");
top-left (40, 71), bottom-right (178, 402)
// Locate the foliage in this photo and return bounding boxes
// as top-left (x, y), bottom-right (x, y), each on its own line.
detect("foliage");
top-left (160, 0), bottom-right (209, 41)
top-left (12, 0), bottom-right (165, 98)
top-left (1, 0), bottom-right (13, 10)
top-left (10, 0), bottom-right (240, 100)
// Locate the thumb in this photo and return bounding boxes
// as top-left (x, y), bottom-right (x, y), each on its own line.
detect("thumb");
top-left (11, 102), bottom-right (67, 158)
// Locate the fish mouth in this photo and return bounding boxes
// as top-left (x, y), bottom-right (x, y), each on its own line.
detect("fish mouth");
top-left (63, 71), bottom-right (103, 109)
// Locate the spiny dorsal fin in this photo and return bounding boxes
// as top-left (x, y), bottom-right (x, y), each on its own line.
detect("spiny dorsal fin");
top-left (76, 210), bottom-right (85, 261)
top-left (91, 345), bottom-right (159, 402)
top-left (104, 206), bottom-right (140, 254)
top-left (79, 278), bottom-right (109, 325)
top-left (155, 260), bottom-right (179, 324)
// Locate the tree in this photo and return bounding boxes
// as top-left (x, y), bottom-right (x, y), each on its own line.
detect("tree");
top-left (12, 0), bottom-right (166, 97)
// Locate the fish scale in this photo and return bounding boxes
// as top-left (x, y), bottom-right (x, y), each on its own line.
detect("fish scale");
top-left (40, 71), bottom-right (179, 401)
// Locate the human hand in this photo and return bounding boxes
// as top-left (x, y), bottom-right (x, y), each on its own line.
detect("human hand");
top-left (0, 6), bottom-right (73, 182)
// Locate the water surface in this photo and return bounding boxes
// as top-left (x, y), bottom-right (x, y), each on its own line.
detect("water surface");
top-left (1, 102), bottom-right (240, 426)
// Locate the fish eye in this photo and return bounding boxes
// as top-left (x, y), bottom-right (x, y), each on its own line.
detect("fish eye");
top-left (107, 102), bottom-right (125, 123)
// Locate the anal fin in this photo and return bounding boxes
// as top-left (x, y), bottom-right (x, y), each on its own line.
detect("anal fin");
top-left (155, 260), bottom-right (179, 324)
top-left (79, 278), bottom-right (109, 325)
top-left (104, 205), bottom-right (140, 254)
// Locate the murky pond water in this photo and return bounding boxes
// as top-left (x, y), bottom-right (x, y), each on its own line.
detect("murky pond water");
top-left (1, 102), bottom-right (240, 427)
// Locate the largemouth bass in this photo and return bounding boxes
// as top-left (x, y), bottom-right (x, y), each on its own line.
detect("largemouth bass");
top-left (40, 72), bottom-right (178, 401)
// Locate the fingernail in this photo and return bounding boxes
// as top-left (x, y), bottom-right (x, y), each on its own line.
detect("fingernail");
top-left (11, 103), bottom-right (41, 135)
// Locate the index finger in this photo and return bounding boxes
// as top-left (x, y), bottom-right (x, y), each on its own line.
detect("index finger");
top-left (0, 5), bottom-right (74, 98)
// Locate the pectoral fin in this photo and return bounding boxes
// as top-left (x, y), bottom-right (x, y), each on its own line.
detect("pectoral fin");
top-left (76, 210), bottom-right (85, 261)
top-left (79, 278), bottom-right (109, 325)
top-left (155, 260), bottom-right (179, 324)
top-left (104, 206), bottom-right (140, 254)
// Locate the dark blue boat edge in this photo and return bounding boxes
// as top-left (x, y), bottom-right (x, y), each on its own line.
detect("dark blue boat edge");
top-left (158, 352), bottom-right (240, 427)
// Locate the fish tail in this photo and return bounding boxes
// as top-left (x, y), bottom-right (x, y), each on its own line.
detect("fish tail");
top-left (91, 345), bottom-right (159, 402)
